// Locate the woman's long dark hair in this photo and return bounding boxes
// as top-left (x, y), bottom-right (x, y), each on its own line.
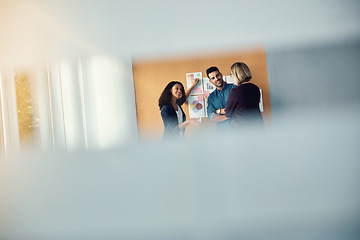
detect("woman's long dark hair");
top-left (158, 81), bottom-right (185, 110)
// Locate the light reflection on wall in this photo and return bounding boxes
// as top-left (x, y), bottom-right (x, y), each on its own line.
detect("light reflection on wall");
top-left (86, 56), bottom-right (137, 149)
top-left (58, 59), bottom-right (85, 151)
top-left (0, 74), bottom-right (3, 153)
top-left (14, 71), bottom-right (34, 149)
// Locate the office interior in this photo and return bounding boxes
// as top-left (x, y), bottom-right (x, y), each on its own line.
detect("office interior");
top-left (1, 0), bottom-right (360, 239)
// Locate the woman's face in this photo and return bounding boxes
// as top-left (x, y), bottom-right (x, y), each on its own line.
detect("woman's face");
top-left (171, 83), bottom-right (183, 99)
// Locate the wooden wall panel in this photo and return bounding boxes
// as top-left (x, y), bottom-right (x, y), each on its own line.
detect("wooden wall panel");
top-left (132, 47), bottom-right (272, 141)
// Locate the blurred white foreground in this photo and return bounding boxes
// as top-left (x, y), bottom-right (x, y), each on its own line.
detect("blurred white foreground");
top-left (1, 0), bottom-right (359, 239)
top-left (1, 106), bottom-right (359, 240)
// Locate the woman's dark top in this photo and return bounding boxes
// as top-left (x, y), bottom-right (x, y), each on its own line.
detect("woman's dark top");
top-left (160, 103), bottom-right (186, 140)
top-left (225, 83), bottom-right (263, 128)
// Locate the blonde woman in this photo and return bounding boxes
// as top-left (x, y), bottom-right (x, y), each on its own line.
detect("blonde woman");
top-left (225, 62), bottom-right (263, 128)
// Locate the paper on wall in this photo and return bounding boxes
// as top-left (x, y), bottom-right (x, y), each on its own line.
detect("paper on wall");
top-left (188, 95), bottom-right (206, 118)
top-left (226, 75), bottom-right (234, 84)
top-left (259, 89), bottom-right (264, 112)
top-left (186, 72), bottom-right (203, 95)
top-left (202, 77), bottom-right (215, 97)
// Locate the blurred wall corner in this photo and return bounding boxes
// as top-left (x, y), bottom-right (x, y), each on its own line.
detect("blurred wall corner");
top-left (265, 38), bottom-right (360, 123)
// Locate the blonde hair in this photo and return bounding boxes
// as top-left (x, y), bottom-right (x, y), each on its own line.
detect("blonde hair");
top-left (231, 62), bottom-right (252, 85)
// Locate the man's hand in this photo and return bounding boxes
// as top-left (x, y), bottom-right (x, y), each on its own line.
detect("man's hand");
top-left (216, 108), bottom-right (225, 115)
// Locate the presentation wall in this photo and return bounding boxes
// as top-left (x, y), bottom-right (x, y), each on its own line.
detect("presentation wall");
top-left (132, 47), bottom-right (272, 140)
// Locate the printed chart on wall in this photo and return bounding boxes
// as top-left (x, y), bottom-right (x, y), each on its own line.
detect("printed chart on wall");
top-left (188, 95), bottom-right (206, 119)
top-left (186, 72), bottom-right (203, 95)
top-left (202, 77), bottom-right (215, 98)
top-left (202, 77), bottom-right (216, 118)
top-left (225, 75), bottom-right (234, 84)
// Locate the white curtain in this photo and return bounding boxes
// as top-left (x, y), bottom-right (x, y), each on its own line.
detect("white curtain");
top-left (0, 56), bottom-right (138, 154)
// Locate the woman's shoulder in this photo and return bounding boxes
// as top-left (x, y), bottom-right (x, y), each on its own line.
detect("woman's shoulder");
top-left (230, 85), bottom-right (241, 92)
top-left (238, 82), bottom-right (259, 90)
top-left (161, 104), bottom-right (175, 114)
top-left (245, 82), bottom-right (259, 87)
top-left (161, 104), bottom-right (172, 110)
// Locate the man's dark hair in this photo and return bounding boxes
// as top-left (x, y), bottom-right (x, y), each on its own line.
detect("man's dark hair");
top-left (206, 66), bottom-right (220, 78)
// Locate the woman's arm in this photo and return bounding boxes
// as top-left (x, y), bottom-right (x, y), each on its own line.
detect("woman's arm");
top-left (178, 118), bottom-right (199, 130)
top-left (176, 79), bottom-right (199, 106)
top-left (184, 78), bottom-right (199, 99)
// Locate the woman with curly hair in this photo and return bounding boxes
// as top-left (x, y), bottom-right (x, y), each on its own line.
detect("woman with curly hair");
top-left (159, 81), bottom-right (199, 140)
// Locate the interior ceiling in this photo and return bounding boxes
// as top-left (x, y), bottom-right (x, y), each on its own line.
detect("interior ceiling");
top-left (0, 0), bottom-right (360, 64)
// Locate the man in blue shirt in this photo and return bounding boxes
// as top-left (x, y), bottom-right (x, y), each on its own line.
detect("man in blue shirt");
top-left (206, 66), bottom-right (236, 130)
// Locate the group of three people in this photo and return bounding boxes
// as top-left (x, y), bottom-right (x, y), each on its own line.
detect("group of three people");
top-left (158, 62), bottom-right (263, 140)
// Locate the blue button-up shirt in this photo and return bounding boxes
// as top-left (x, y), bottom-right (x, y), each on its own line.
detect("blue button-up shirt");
top-left (207, 82), bottom-right (236, 128)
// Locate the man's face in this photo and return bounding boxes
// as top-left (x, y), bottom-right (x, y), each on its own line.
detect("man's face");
top-left (208, 71), bottom-right (224, 88)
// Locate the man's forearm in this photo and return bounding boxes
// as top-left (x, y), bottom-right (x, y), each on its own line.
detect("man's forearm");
top-left (211, 114), bottom-right (228, 122)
